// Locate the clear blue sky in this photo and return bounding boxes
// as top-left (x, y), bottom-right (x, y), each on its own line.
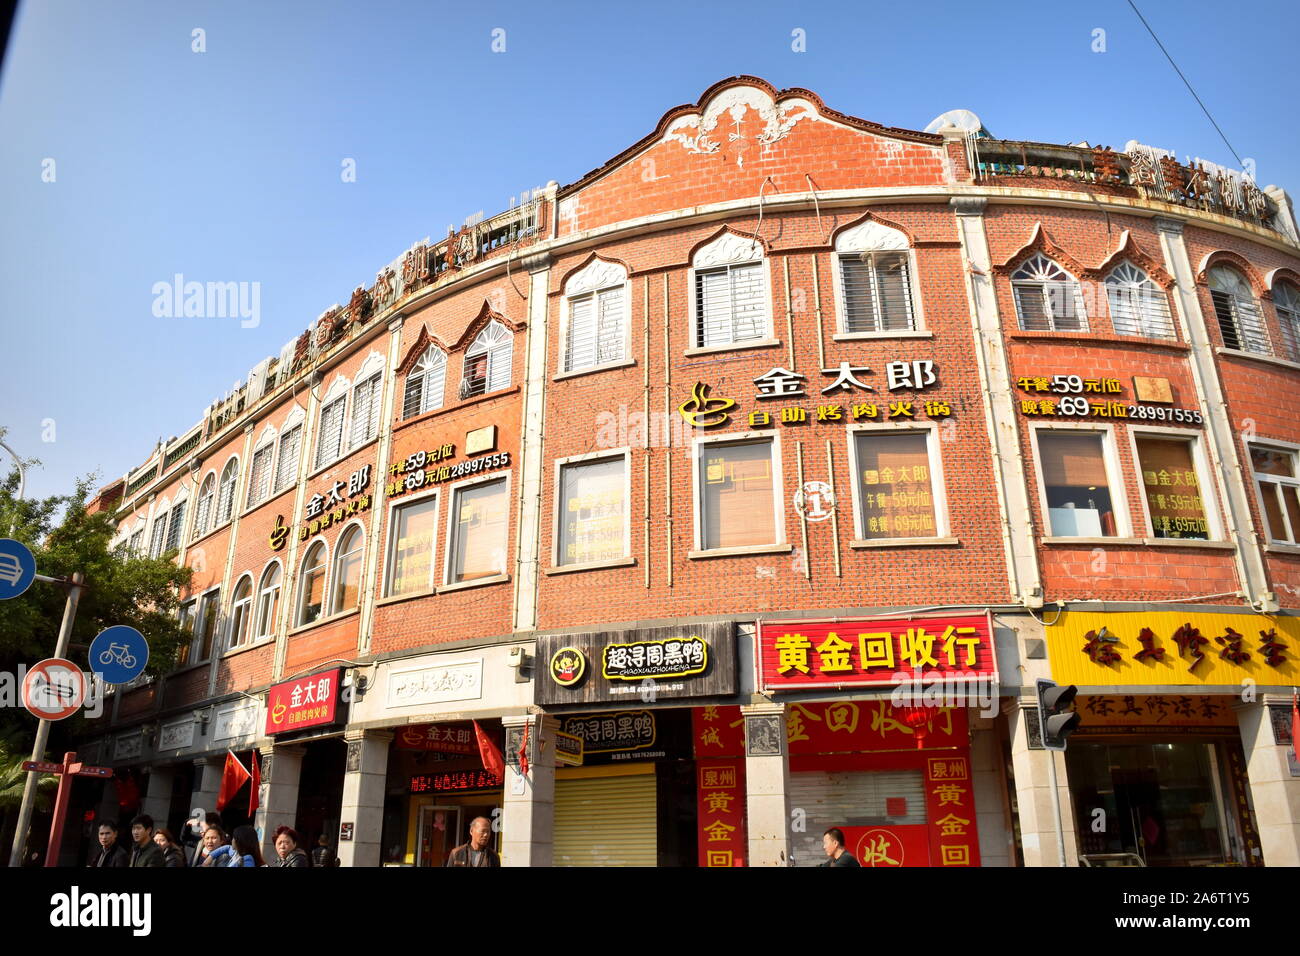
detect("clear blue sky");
top-left (1, 0), bottom-right (1296, 501)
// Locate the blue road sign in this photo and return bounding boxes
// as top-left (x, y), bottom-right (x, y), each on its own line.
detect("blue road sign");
top-left (0, 538), bottom-right (36, 600)
top-left (89, 625), bottom-right (149, 684)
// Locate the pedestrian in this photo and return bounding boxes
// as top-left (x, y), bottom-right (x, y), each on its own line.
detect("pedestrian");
top-left (311, 833), bottom-right (337, 868)
top-left (181, 810), bottom-right (222, 858)
top-left (128, 814), bottom-right (166, 867)
top-left (87, 821), bottom-right (129, 868)
top-left (193, 826), bottom-right (227, 867)
top-left (271, 826), bottom-right (310, 867)
top-left (445, 816), bottom-right (499, 867)
top-left (153, 827), bottom-right (187, 867)
top-left (207, 825), bottom-right (265, 867)
top-left (819, 827), bottom-right (861, 867)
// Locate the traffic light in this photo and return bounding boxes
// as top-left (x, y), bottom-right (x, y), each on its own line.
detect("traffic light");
top-left (1036, 678), bottom-right (1081, 751)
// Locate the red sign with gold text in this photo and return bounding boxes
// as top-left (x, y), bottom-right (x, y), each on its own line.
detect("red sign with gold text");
top-left (759, 613), bottom-right (997, 691)
top-left (924, 754), bottom-right (981, 866)
top-left (265, 668), bottom-right (341, 736)
top-left (842, 825), bottom-right (930, 867)
top-left (694, 702), bottom-right (967, 758)
top-left (696, 760), bottom-right (746, 867)
top-left (394, 723), bottom-right (478, 755)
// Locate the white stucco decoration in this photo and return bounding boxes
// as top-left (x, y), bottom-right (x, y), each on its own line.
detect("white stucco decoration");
top-left (693, 231), bottom-right (763, 268)
top-left (835, 219), bottom-right (909, 253)
top-left (565, 258), bottom-right (628, 296)
top-left (662, 86), bottom-right (818, 156)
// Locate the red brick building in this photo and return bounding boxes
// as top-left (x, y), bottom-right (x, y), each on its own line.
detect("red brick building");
top-left (75, 77), bottom-right (1300, 867)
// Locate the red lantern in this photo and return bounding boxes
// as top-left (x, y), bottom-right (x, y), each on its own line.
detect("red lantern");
top-left (901, 705), bottom-right (934, 749)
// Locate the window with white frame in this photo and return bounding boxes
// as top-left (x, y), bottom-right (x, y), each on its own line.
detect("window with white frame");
top-left (148, 511), bottom-right (169, 558)
top-left (1273, 281), bottom-right (1300, 363)
top-left (1035, 430), bottom-right (1121, 537)
top-left (834, 220), bottom-right (916, 333)
top-left (1208, 265), bottom-right (1270, 354)
top-left (192, 588), bottom-right (220, 664)
top-left (329, 524), bottom-right (365, 615)
top-left (563, 260), bottom-right (628, 372)
top-left (128, 527), bottom-right (146, 557)
top-left (349, 372), bottom-right (383, 449)
top-left (176, 599), bottom-right (197, 667)
top-left (851, 429), bottom-right (944, 540)
top-left (447, 477), bottom-right (510, 584)
top-left (1134, 434), bottom-right (1212, 540)
top-left (254, 563), bottom-right (281, 640)
top-left (314, 394), bottom-right (347, 470)
top-left (246, 437), bottom-right (275, 508)
top-left (215, 458), bottom-right (239, 525)
top-left (1011, 254), bottom-right (1088, 332)
top-left (462, 322), bottom-right (512, 398)
top-left (385, 495), bottom-right (438, 597)
top-left (164, 498), bottom-right (187, 552)
top-left (1249, 444), bottom-right (1300, 544)
top-left (192, 473), bottom-right (215, 541)
top-left (228, 575), bottom-right (254, 650)
top-left (557, 454), bottom-right (628, 566)
top-left (693, 233), bottom-right (769, 349)
top-left (297, 540), bottom-right (327, 626)
top-left (274, 423), bottom-right (302, 493)
top-left (1105, 262), bottom-right (1175, 339)
top-left (402, 347), bottom-right (447, 419)
top-left (696, 437), bottom-right (781, 551)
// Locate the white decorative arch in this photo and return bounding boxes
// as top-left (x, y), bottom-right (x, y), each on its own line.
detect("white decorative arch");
top-left (661, 84), bottom-right (819, 157)
top-left (254, 422), bottom-right (278, 449)
top-left (281, 404), bottom-right (306, 431)
top-left (693, 231), bottom-right (763, 268)
top-left (321, 373), bottom-right (351, 405)
top-left (565, 258), bottom-right (628, 297)
top-left (835, 219), bottom-right (909, 253)
top-left (355, 350), bottom-right (385, 383)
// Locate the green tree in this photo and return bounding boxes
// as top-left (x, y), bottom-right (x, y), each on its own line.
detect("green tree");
top-left (0, 728), bottom-right (56, 863)
top-left (0, 455), bottom-right (193, 742)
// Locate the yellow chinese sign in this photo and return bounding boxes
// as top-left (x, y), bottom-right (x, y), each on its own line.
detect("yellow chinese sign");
top-left (1047, 610), bottom-right (1300, 686)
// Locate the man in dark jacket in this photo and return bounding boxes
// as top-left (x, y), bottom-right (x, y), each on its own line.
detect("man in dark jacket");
top-left (819, 827), bottom-right (861, 867)
top-left (87, 821), bottom-right (129, 868)
top-left (128, 814), bottom-right (166, 867)
top-left (445, 816), bottom-right (499, 867)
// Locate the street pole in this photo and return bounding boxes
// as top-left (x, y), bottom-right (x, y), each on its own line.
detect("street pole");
top-left (1047, 747), bottom-right (1067, 867)
top-left (0, 438), bottom-right (26, 536)
top-left (8, 571), bottom-right (83, 868)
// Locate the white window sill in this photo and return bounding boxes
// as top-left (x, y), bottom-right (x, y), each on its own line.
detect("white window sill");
top-left (1216, 347), bottom-right (1300, 372)
top-left (688, 543), bottom-right (792, 559)
top-left (850, 536), bottom-right (958, 548)
top-left (437, 573), bottom-right (511, 594)
top-left (554, 358), bottom-right (636, 381)
top-left (287, 607), bottom-right (360, 637)
top-left (222, 636), bottom-right (276, 660)
top-left (307, 437), bottom-right (378, 483)
top-left (832, 330), bottom-right (933, 342)
top-left (1040, 536), bottom-right (1143, 546)
top-left (375, 587), bottom-right (438, 608)
top-left (1264, 542), bottom-right (1300, 555)
top-left (1141, 537), bottom-right (1235, 549)
top-left (544, 556), bottom-right (636, 575)
top-left (684, 337), bottom-right (780, 358)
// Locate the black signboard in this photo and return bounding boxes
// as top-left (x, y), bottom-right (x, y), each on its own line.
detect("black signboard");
top-left (556, 709), bottom-right (692, 764)
top-left (535, 621), bottom-right (737, 706)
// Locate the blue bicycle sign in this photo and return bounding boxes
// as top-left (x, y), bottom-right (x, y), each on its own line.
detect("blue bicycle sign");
top-left (89, 626), bottom-right (149, 684)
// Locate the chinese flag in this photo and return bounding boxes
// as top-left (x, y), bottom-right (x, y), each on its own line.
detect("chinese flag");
top-left (473, 721), bottom-right (504, 782)
top-left (216, 751), bottom-right (250, 811)
top-left (518, 722), bottom-right (530, 777)
top-left (249, 751), bottom-right (261, 818)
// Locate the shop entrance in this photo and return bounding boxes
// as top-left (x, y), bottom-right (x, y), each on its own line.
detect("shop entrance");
top-left (1068, 741), bottom-right (1233, 865)
top-left (416, 805), bottom-right (461, 867)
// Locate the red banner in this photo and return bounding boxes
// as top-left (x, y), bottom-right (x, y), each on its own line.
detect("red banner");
top-left (265, 668), bottom-right (341, 735)
top-left (924, 754), bottom-right (981, 866)
top-left (759, 613), bottom-right (996, 691)
top-left (841, 825), bottom-right (930, 867)
top-left (693, 702), bottom-right (967, 758)
top-left (395, 723), bottom-right (478, 754)
top-left (696, 761), bottom-right (746, 867)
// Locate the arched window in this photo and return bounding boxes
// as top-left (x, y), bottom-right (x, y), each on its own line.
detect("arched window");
top-left (254, 562), bottom-right (282, 640)
top-left (246, 429), bottom-right (277, 508)
top-left (691, 232), bottom-right (770, 348)
top-left (329, 525), bottom-right (365, 615)
top-left (349, 371), bottom-right (383, 449)
top-left (1208, 265), bottom-right (1269, 354)
top-left (1274, 281), bottom-right (1300, 363)
top-left (314, 377), bottom-right (350, 470)
top-left (461, 322), bottom-right (512, 398)
top-left (834, 220), bottom-right (916, 333)
top-left (563, 260), bottom-right (629, 372)
top-left (228, 575), bottom-right (254, 650)
top-left (274, 420), bottom-right (304, 493)
top-left (297, 541), bottom-right (327, 627)
top-left (192, 473), bottom-right (216, 541)
top-left (1011, 254), bottom-right (1087, 332)
top-left (216, 458), bottom-right (240, 525)
top-left (1105, 262), bottom-right (1174, 339)
top-left (164, 497), bottom-right (188, 552)
top-left (148, 508), bottom-right (169, 559)
top-left (403, 346), bottom-right (448, 419)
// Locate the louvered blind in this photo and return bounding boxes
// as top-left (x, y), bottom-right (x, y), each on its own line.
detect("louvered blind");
top-left (149, 516), bottom-right (168, 558)
top-left (274, 425), bottom-right (302, 492)
top-left (315, 397), bottom-right (346, 469)
top-left (789, 771), bottom-right (927, 867)
top-left (553, 771), bottom-right (657, 867)
top-left (1212, 290), bottom-right (1270, 354)
top-left (246, 444), bottom-right (274, 507)
top-left (596, 285), bottom-right (625, 364)
top-left (696, 263), bottom-right (765, 347)
top-left (165, 500), bottom-right (187, 552)
top-left (840, 253), bottom-right (914, 332)
top-left (350, 374), bottom-right (382, 448)
top-left (565, 294), bottom-right (596, 371)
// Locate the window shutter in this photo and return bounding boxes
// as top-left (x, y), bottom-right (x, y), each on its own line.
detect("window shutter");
top-left (696, 269), bottom-right (731, 347)
top-left (165, 500), bottom-right (187, 552)
top-left (350, 374), bottom-right (381, 449)
top-left (487, 341), bottom-right (511, 393)
top-left (247, 445), bottom-right (274, 507)
top-left (565, 294), bottom-right (596, 371)
top-left (149, 517), bottom-right (168, 558)
top-left (840, 255), bottom-right (877, 333)
top-left (596, 286), bottom-right (625, 364)
top-left (421, 351), bottom-right (446, 414)
top-left (275, 426), bottom-right (302, 492)
top-left (729, 262), bottom-right (764, 341)
top-left (872, 253), bottom-right (914, 331)
top-left (1040, 433), bottom-right (1109, 486)
top-left (1013, 283), bottom-right (1050, 331)
top-left (316, 397), bottom-right (346, 468)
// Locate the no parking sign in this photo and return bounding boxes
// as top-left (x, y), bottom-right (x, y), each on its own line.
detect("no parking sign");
top-left (22, 658), bottom-right (86, 721)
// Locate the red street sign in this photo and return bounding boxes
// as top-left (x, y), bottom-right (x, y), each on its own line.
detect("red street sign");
top-left (22, 761), bottom-right (62, 773)
top-left (22, 759), bottom-right (110, 777)
top-left (22, 657), bottom-right (87, 720)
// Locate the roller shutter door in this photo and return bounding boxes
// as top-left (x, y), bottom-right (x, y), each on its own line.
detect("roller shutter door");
top-left (788, 770), bottom-right (926, 867)
top-left (553, 770), bottom-right (657, 867)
